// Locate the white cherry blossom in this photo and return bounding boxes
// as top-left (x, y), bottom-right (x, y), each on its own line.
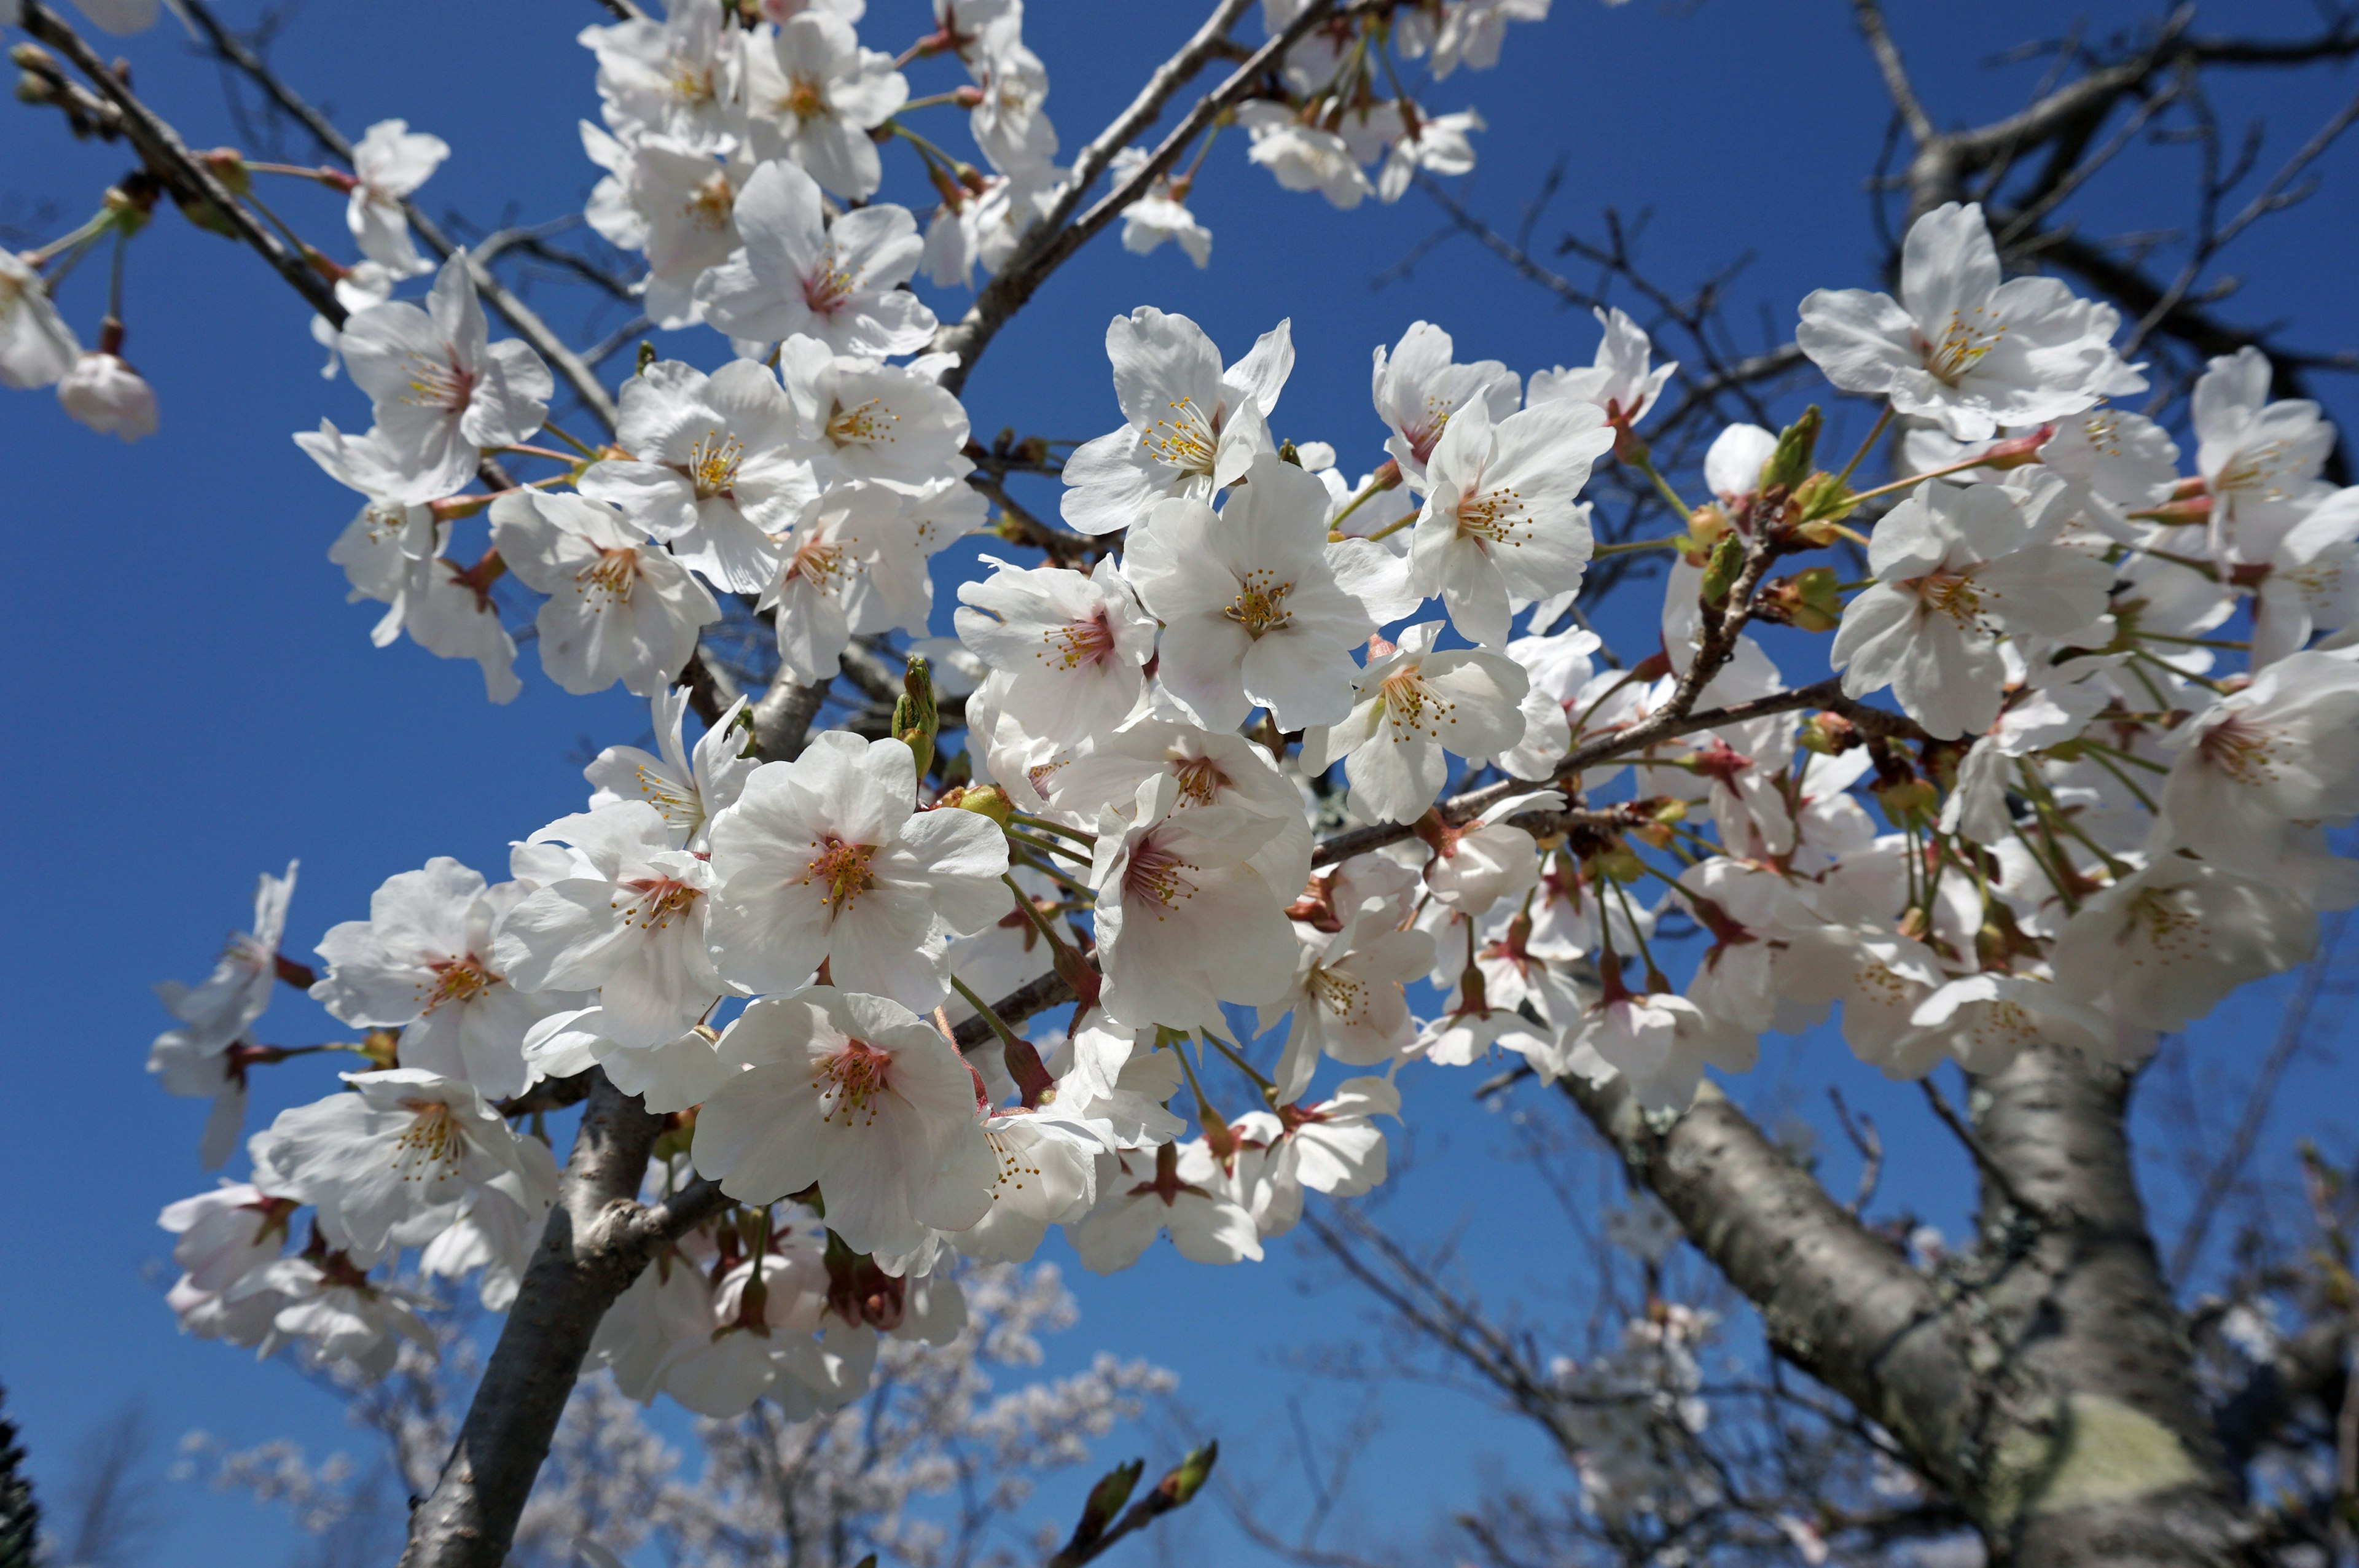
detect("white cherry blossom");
top-left (490, 490), bottom-right (721, 698)
top-left (1529, 306), bottom-right (1676, 427)
top-left (1261, 908), bottom-right (1432, 1101)
top-left (1059, 307), bottom-right (1291, 536)
top-left (151, 862), bottom-right (297, 1058)
top-left (1122, 454), bottom-right (1375, 730)
top-left (1068, 1141), bottom-right (1264, 1273)
top-left (585, 686), bottom-right (756, 851)
top-left (493, 803), bottom-right (731, 1048)
top-left (776, 338), bottom-right (974, 485)
top-left (705, 731), bottom-right (1009, 1008)
top-left (763, 480), bottom-right (926, 684)
top-left (1798, 201), bottom-right (2144, 441)
top-left (1409, 397), bottom-right (1611, 645)
top-left (2156, 650), bottom-right (2359, 873)
top-left (1236, 103), bottom-right (1371, 208)
top-left (697, 160), bottom-right (936, 358)
top-left (953, 555), bottom-right (1157, 745)
top-left (1044, 717), bottom-right (1312, 898)
top-left (578, 0), bottom-right (746, 152)
top-left (744, 12), bottom-right (909, 200)
top-left (0, 249), bottom-right (80, 390)
top-left (345, 119), bottom-right (448, 278)
top-left (691, 988), bottom-right (993, 1255)
top-left (1371, 320), bottom-right (1520, 493)
top-left (1299, 621), bottom-right (1530, 824)
top-left (2051, 857), bottom-right (2318, 1032)
top-left (57, 351), bottom-right (156, 441)
top-left (2193, 346), bottom-right (2338, 560)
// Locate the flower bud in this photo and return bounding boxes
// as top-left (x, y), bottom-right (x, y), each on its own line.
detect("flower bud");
top-left (1685, 502), bottom-right (1731, 555)
top-left (944, 784), bottom-right (1012, 826)
top-left (1071, 1459), bottom-right (1144, 1551)
top-left (1799, 712), bottom-right (1861, 755)
top-left (1976, 424), bottom-right (2052, 469)
top-left (1759, 566), bottom-right (1844, 632)
top-left (893, 653), bottom-right (939, 781)
top-left (1156, 1441), bottom-right (1219, 1507)
top-left (57, 349), bottom-right (157, 442)
top-left (1756, 405), bottom-right (1822, 493)
top-left (193, 149), bottom-right (249, 198)
top-left (1791, 471), bottom-right (1855, 525)
top-left (1699, 532), bottom-right (1744, 607)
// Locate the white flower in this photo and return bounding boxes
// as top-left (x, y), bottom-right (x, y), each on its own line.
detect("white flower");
top-left (493, 803), bottom-right (731, 1048)
top-left (1890, 973), bottom-right (2124, 1075)
top-left (254, 1069), bottom-right (558, 1259)
top-left (585, 686), bottom-right (757, 852)
top-left (1426, 790), bottom-right (1561, 916)
top-left (696, 159), bottom-right (936, 356)
top-left (955, 1094), bottom-right (1116, 1264)
top-left (2253, 489), bottom-right (2359, 667)
top-left (1797, 201), bottom-right (2144, 441)
top-left (1068, 1141), bottom-right (1264, 1273)
top-left (1374, 106), bottom-right (1482, 203)
top-left (338, 251), bottom-right (553, 497)
top-left (745, 12), bottom-right (908, 200)
top-left (1778, 925), bottom-right (1949, 1078)
top-left (2193, 346), bottom-right (2338, 561)
top-left (56, 351), bottom-right (157, 442)
top-left (0, 249), bottom-right (80, 390)
top-left (419, 1185), bottom-right (545, 1310)
top-left (520, 1008), bottom-right (732, 1114)
top-left (310, 857), bottom-right (589, 1099)
top-left (921, 163), bottom-right (1060, 287)
top-left (1430, 0), bottom-right (1551, 77)
top-left (706, 731), bottom-right (1009, 1006)
top-left (1059, 307), bottom-right (1292, 536)
top-left (1937, 680), bottom-right (2109, 846)
top-left (1261, 909), bottom-right (1431, 1101)
top-left (777, 338), bottom-right (974, 486)
top-left (1122, 454), bottom-right (1375, 730)
top-left (625, 138), bottom-right (759, 329)
top-left (764, 480), bottom-right (926, 684)
top-left (578, 0), bottom-right (746, 152)
top-left (2051, 857), bottom-right (2317, 1032)
top-left (151, 862), bottom-right (297, 1057)
top-left (1089, 773), bottom-right (1298, 1032)
top-left (146, 1035), bottom-right (250, 1171)
top-left (1236, 102), bottom-right (1371, 208)
top-left (954, 555), bottom-right (1157, 745)
top-left (578, 358), bottom-right (815, 594)
top-left (1529, 306), bottom-right (1676, 427)
top-left (692, 988), bottom-right (993, 1255)
top-left (1299, 621), bottom-right (1530, 824)
top-left (1042, 1021), bottom-right (1189, 1147)
top-left (1409, 398), bottom-right (1611, 645)
top-left (1371, 321), bottom-right (1520, 493)
top-left (1110, 147), bottom-right (1210, 267)
top-left (345, 119), bottom-right (448, 278)
top-left (2155, 650), bottom-right (2359, 873)
top-left (237, 1255), bottom-right (440, 1376)
top-left (1565, 983), bottom-right (1755, 1114)
top-left (490, 491), bottom-right (722, 698)
top-left (1831, 479), bottom-right (2112, 739)
top-left (969, 34), bottom-right (1057, 174)
top-left (159, 1184), bottom-right (293, 1295)
top-left (1043, 716), bottom-right (1313, 898)
top-left (1275, 1075), bottom-right (1398, 1196)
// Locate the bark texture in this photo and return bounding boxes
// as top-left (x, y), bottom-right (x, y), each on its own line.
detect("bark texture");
top-left (1563, 1043), bottom-right (2271, 1567)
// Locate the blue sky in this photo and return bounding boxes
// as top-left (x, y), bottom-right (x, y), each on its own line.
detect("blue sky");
top-left (5, 1), bottom-right (2359, 1563)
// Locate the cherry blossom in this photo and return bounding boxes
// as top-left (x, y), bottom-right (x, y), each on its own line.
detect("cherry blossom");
top-left (1409, 397), bottom-right (1612, 644)
top-left (310, 856), bottom-right (588, 1099)
top-left (1371, 320), bottom-right (1520, 492)
top-left (338, 252), bottom-right (553, 497)
top-left (0, 249), bottom-right (80, 389)
top-left (1798, 201), bottom-right (2144, 441)
top-left (1043, 717), bottom-right (1313, 898)
top-left (56, 350), bottom-right (155, 441)
top-left (151, 861), bottom-right (297, 1058)
top-left (705, 730), bottom-right (1009, 1007)
top-left (1068, 1141), bottom-right (1264, 1273)
top-left (1299, 621), bottom-right (1530, 823)
top-left (2051, 857), bottom-right (2318, 1032)
top-left (776, 339), bottom-right (974, 486)
top-left (2155, 650), bottom-right (2359, 874)
top-left (1059, 307), bottom-right (1291, 536)
top-left (762, 480), bottom-right (926, 684)
top-left (690, 988), bottom-right (992, 1255)
top-left (744, 12), bottom-right (909, 200)
top-left (1110, 147), bottom-right (1211, 267)
top-left (697, 160), bottom-right (936, 357)
top-left (1528, 306), bottom-right (1676, 427)
top-left (1236, 103), bottom-right (1372, 208)
top-left (346, 119), bottom-right (449, 278)
top-left (490, 490), bottom-right (722, 698)
top-left (953, 555), bottom-right (1157, 745)
top-left (1261, 907), bottom-right (1432, 1101)
top-left (578, 0), bottom-right (746, 152)
top-left (1122, 453), bottom-right (1375, 730)
top-left (493, 802), bottom-right (731, 1048)
top-left (585, 686), bottom-right (756, 852)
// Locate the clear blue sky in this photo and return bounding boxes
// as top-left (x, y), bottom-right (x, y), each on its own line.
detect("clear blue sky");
top-left (5, 2), bottom-right (2358, 1564)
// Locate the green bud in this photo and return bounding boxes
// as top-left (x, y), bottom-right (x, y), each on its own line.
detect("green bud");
top-left (1699, 532), bottom-right (1744, 607)
top-left (948, 784), bottom-right (1012, 826)
top-left (1792, 472), bottom-right (1855, 526)
top-left (1757, 405), bottom-right (1822, 493)
top-left (1277, 439), bottom-right (1302, 467)
top-left (893, 654), bottom-right (939, 780)
top-left (635, 340), bottom-right (657, 376)
top-left (1156, 1441), bottom-right (1219, 1507)
top-left (1071, 1459), bottom-right (1143, 1550)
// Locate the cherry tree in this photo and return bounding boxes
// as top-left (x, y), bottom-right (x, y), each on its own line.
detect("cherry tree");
top-left (10, 1), bottom-right (2359, 1565)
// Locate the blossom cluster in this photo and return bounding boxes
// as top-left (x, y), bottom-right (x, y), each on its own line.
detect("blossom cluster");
top-left (96, 0), bottom-right (2352, 1440)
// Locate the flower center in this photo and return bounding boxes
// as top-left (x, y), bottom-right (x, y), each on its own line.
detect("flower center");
top-left (614, 876), bottom-right (700, 931)
top-left (2195, 714), bottom-right (2286, 788)
top-left (827, 396), bottom-right (899, 449)
top-left (1122, 835), bottom-right (1200, 914)
top-left (667, 58), bottom-right (716, 107)
top-left (630, 762), bottom-right (700, 827)
top-left (420, 954), bottom-right (499, 1014)
top-left (2126, 886), bottom-right (2205, 959)
top-left (684, 171), bottom-right (735, 233)
top-left (1404, 397), bottom-right (1450, 464)
top-left (784, 77), bottom-right (828, 122)
top-left (403, 349), bottom-right (475, 414)
top-left (1306, 962), bottom-right (1367, 1022)
top-left (783, 535), bottom-right (848, 595)
top-left (392, 1101), bottom-right (463, 1182)
top-left (987, 1127), bottom-right (1043, 1197)
top-left (1042, 610), bottom-right (1117, 670)
top-left (802, 257), bottom-right (858, 315)
top-left (1171, 755), bottom-right (1229, 805)
top-left (1222, 568), bottom-right (1296, 638)
top-left (1378, 665), bottom-right (1456, 739)
top-left (687, 428), bottom-right (744, 498)
top-left (817, 1039), bottom-right (891, 1126)
top-left (1907, 568), bottom-right (1986, 629)
top-left (801, 837), bottom-right (878, 911)
top-left (2216, 440), bottom-right (2297, 501)
top-left (1454, 484), bottom-right (1531, 548)
top-left (576, 547), bottom-right (640, 608)
top-left (1922, 307), bottom-right (2008, 383)
top-left (1140, 397), bottom-right (1219, 474)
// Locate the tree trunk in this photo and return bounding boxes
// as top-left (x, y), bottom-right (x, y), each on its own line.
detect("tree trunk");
top-left (1958, 1046), bottom-right (2261, 1567)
